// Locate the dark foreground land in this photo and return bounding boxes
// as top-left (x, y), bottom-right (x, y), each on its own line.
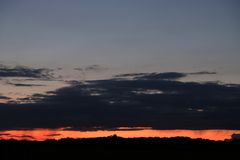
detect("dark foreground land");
top-left (1, 136), bottom-right (239, 160)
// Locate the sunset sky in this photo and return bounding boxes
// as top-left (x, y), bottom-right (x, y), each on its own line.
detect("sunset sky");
top-left (0, 0), bottom-right (240, 140)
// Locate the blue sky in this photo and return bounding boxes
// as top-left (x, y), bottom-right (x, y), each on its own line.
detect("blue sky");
top-left (0, 0), bottom-right (239, 73)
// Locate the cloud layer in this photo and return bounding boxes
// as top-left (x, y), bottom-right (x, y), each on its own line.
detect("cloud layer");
top-left (0, 72), bottom-right (240, 131)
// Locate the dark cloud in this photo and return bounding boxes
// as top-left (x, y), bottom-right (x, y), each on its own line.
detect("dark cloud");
top-left (0, 72), bottom-right (240, 131)
top-left (115, 71), bottom-right (217, 80)
top-left (46, 134), bottom-right (62, 137)
top-left (0, 65), bottom-right (53, 79)
top-left (0, 95), bottom-right (10, 99)
top-left (0, 133), bottom-right (10, 136)
top-left (74, 65), bottom-right (107, 72)
top-left (14, 93), bottom-right (50, 104)
top-left (6, 135), bottom-right (35, 139)
top-left (114, 72), bottom-right (187, 80)
top-left (6, 82), bottom-right (45, 87)
top-left (134, 72), bottom-right (187, 80)
top-left (189, 71), bottom-right (217, 75)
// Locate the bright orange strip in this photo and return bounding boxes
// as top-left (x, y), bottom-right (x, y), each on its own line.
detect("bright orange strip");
top-left (1, 128), bottom-right (240, 141)
top-left (0, 128), bottom-right (240, 141)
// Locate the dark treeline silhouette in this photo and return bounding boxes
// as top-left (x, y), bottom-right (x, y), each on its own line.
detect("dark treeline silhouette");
top-left (1, 136), bottom-right (239, 160)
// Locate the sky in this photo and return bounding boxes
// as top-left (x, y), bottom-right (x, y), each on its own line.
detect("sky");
top-left (0, 0), bottom-right (239, 72)
top-left (0, 0), bottom-right (240, 139)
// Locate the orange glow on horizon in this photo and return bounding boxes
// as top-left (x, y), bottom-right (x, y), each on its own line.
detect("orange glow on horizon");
top-left (1, 128), bottom-right (240, 141)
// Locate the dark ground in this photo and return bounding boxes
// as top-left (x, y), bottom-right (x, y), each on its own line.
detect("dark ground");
top-left (1, 136), bottom-right (239, 160)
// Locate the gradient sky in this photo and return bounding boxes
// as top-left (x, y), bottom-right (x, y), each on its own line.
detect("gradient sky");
top-left (0, 1), bottom-right (240, 139)
top-left (0, 0), bottom-right (239, 73)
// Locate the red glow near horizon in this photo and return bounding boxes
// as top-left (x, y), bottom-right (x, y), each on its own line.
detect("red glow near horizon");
top-left (0, 128), bottom-right (240, 141)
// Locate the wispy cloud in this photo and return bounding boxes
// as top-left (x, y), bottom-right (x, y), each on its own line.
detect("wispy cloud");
top-left (74, 65), bottom-right (107, 73)
top-left (0, 65), bottom-right (53, 79)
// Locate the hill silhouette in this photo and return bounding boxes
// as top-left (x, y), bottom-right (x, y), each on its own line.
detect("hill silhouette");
top-left (1, 136), bottom-right (239, 160)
